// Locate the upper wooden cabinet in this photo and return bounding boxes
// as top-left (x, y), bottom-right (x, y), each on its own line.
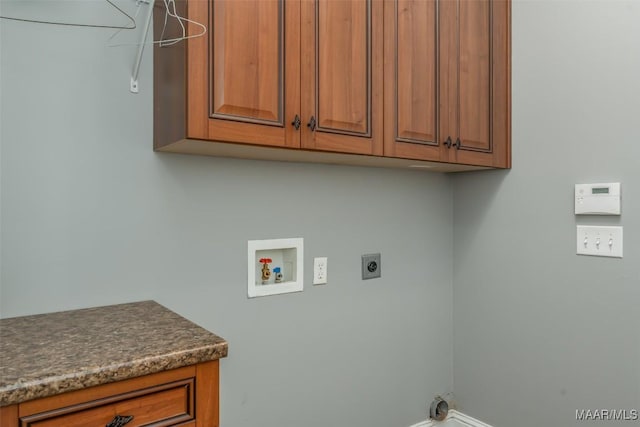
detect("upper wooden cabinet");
top-left (156, 0), bottom-right (381, 157)
top-left (154, 0), bottom-right (510, 170)
top-left (383, 0), bottom-right (511, 168)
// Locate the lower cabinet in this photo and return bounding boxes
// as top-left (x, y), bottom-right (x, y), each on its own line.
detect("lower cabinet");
top-left (0, 361), bottom-right (219, 427)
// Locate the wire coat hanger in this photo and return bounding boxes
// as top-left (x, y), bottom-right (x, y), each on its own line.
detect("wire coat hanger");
top-left (1, 0), bottom-right (207, 93)
top-left (0, 0), bottom-right (136, 30)
top-left (158, 0), bottom-right (206, 47)
top-left (128, 0), bottom-right (207, 93)
top-left (107, 0), bottom-right (207, 48)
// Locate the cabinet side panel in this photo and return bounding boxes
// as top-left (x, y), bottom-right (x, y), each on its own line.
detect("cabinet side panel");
top-left (0, 405), bottom-right (19, 427)
top-left (153, 0), bottom-right (186, 149)
top-left (491, 0), bottom-right (511, 168)
top-left (195, 361), bottom-right (219, 427)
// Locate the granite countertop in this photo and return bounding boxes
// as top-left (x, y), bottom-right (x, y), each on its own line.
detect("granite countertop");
top-left (0, 300), bottom-right (227, 407)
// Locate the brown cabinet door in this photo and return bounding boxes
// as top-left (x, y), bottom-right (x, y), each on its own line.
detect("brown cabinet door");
top-left (187, 0), bottom-right (301, 148)
top-left (301, 0), bottom-right (383, 155)
top-left (383, 0), bottom-right (444, 162)
top-left (440, 0), bottom-right (510, 167)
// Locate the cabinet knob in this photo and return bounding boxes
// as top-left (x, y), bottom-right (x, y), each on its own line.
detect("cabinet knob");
top-left (443, 136), bottom-right (452, 148)
top-left (291, 115), bottom-right (301, 130)
top-left (453, 137), bottom-right (461, 150)
top-left (307, 116), bottom-right (316, 132)
top-left (106, 415), bottom-right (134, 427)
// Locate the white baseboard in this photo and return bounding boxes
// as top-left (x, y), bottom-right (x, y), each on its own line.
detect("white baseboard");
top-left (408, 410), bottom-right (493, 427)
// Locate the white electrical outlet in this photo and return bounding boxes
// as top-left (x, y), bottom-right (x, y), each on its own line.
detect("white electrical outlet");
top-left (576, 226), bottom-right (623, 258)
top-left (313, 257), bottom-right (328, 285)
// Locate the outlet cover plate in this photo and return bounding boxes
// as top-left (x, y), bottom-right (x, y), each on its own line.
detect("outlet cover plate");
top-left (362, 253), bottom-right (381, 280)
top-left (576, 225), bottom-right (623, 258)
top-left (313, 257), bottom-right (328, 285)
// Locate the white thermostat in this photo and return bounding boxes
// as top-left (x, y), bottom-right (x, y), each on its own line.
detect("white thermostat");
top-left (575, 182), bottom-right (621, 215)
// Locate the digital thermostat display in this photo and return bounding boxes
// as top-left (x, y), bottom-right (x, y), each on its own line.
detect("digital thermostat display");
top-left (575, 182), bottom-right (621, 215)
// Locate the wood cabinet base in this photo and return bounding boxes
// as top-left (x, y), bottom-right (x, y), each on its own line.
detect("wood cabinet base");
top-left (0, 361), bottom-right (219, 427)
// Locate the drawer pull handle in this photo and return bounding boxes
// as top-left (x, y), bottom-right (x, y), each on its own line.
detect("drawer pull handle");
top-left (106, 415), bottom-right (134, 427)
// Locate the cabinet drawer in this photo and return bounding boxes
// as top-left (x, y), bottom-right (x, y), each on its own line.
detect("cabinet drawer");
top-left (20, 378), bottom-right (194, 427)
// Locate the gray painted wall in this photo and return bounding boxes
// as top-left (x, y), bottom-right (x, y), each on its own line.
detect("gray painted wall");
top-left (4, 2), bottom-right (637, 427)
top-left (0, 3), bottom-right (453, 427)
top-left (453, 1), bottom-right (640, 426)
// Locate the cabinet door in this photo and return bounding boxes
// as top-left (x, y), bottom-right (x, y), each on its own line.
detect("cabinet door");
top-left (301, 0), bottom-right (383, 155)
top-left (187, 0), bottom-right (301, 148)
top-left (440, 0), bottom-right (510, 167)
top-left (383, 0), bottom-right (444, 162)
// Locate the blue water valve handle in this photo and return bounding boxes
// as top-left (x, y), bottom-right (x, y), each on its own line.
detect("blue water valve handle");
top-left (273, 267), bottom-right (281, 273)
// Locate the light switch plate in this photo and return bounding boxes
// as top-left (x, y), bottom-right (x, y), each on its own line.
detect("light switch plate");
top-left (576, 226), bottom-right (623, 258)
